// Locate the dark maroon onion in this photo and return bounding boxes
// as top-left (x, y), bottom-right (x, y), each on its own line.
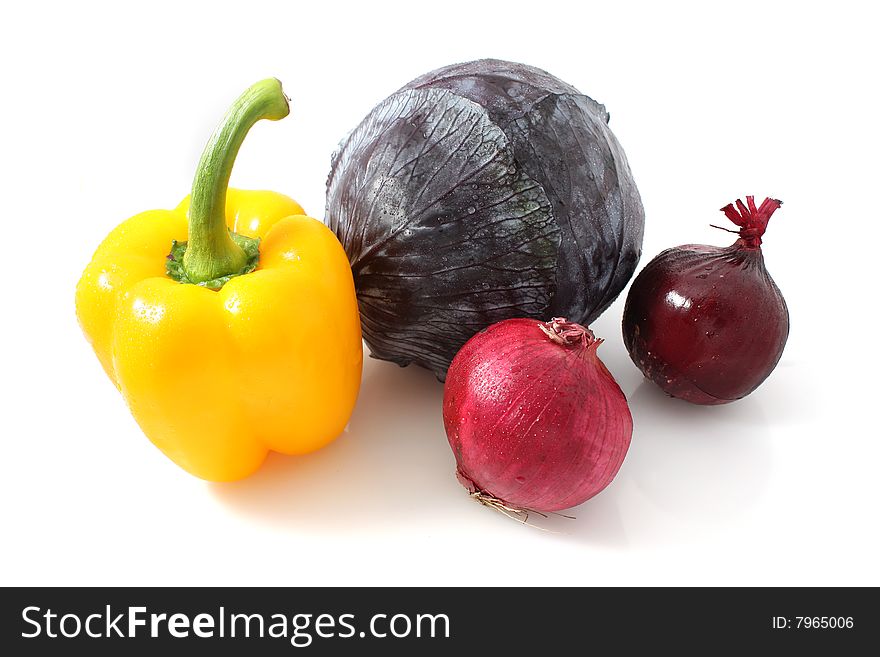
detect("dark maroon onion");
top-left (622, 197), bottom-right (788, 404)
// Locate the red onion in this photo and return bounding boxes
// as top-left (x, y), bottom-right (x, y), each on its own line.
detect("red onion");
top-left (442, 318), bottom-right (633, 514)
top-left (622, 196), bottom-right (788, 404)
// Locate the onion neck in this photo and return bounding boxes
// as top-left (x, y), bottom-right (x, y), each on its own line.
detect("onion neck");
top-left (718, 196), bottom-right (783, 249)
top-left (539, 318), bottom-right (600, 350)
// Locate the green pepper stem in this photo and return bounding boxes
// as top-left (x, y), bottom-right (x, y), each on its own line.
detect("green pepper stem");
top-left (182, 78), bottom-right (289, 284)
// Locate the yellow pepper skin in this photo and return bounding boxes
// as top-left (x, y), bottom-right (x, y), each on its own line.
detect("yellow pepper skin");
top-left (75, 80), bottom-right (363, 481)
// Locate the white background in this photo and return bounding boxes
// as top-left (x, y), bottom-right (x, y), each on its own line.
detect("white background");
top-left (2, 0), bottom-right (877, 586)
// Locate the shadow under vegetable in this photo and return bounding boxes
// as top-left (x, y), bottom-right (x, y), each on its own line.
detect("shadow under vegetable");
top-left (212, 356), bottom-right (774, 548)
top-left (210, 357), bottom-right (461, 533)
top-left (535, 379), bottom-right (774, 547)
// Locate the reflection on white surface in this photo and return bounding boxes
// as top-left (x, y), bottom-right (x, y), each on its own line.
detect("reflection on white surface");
top-left (212, 354), bottom-right (462, 532)
top-left (527, 380), bottom-right (774, 545)
top-left (212, 344), bottom-right (781, 548)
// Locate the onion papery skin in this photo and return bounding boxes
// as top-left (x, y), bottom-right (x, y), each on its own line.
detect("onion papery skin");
top-left (622, 198), bottom-right (789, 404)
top-left (327, 59), bottom-right (644, 380)
top-left (443, 318), bottom-right (633, 513)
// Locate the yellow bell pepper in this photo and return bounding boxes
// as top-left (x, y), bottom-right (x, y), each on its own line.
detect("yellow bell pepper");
top-left (75, 79), bottom-right (363, 481)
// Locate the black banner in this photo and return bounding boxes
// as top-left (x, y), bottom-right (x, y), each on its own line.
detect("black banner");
top-left (0, 587), bottom-right (874, 654)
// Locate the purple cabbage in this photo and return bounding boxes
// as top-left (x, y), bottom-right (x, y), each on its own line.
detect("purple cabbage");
top-left (327, 59), bottom-right (644, 379)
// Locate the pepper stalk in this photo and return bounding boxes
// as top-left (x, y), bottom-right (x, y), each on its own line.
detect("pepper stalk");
top-left (174, 78), bottom-right (289, 286)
